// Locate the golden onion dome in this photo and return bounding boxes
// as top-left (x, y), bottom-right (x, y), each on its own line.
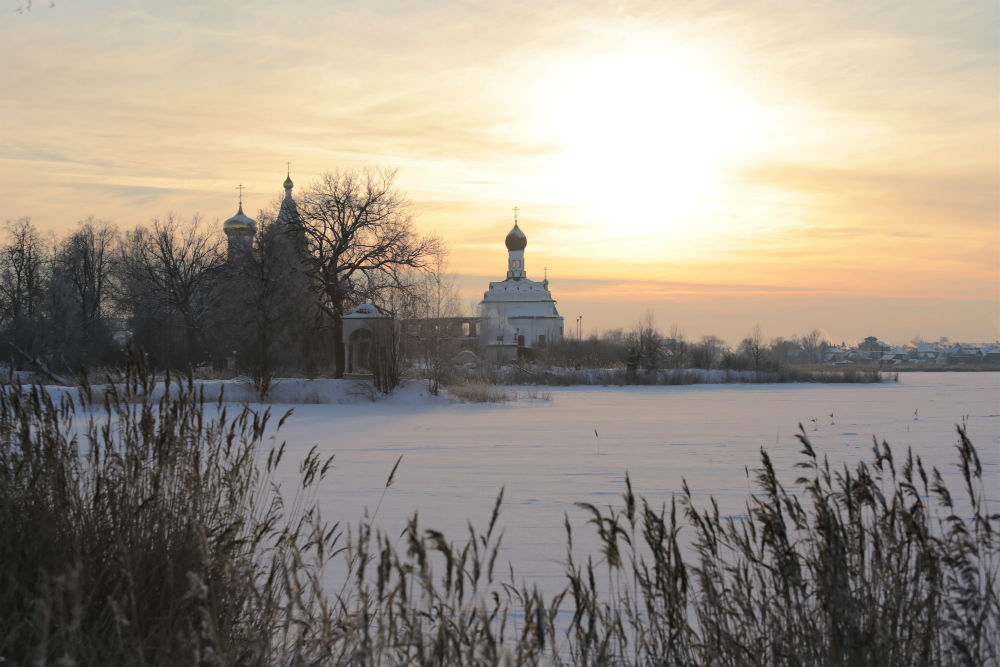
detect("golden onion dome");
top-left (223, 203), bottom-right (256, 236)
top-left (283, 174), bottom-right (294, 190)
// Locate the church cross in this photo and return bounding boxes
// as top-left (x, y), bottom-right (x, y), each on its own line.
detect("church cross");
top-left (512, 206), bottom-right (519, 224)
top-left (236, 183), bottom-right (244, 205)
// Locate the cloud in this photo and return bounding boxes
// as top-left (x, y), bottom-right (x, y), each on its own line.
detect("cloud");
top-left (69, 182), bottom-right (191, 206)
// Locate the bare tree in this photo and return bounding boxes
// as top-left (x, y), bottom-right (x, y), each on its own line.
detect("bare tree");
top-left (411, 244), bottom-right (459, 395)
top-left (769, 336), bottom-right (803, 366)
top-left (664, 324), bottom-right (688, 369)
top-left (0, 218), bottom-right (48, 366)
top-left (691, 335), bottom-right (726, 369)
top-left (0, 219), bottom-right (45, 327)
top-left (740, 324), bottom-right (766, 378)
top-left (371, 313), bottom-right (403, 394)
top-left (294, 168), bottom-right (439, 377)
top-left (624, 311), bottom-right (662, 381)
top-left (49, 219), bottom-right (120, 367)
top-left (800, 329), bottom-right (824, 365)
top-left (115, 216), bottom-right (224, 369)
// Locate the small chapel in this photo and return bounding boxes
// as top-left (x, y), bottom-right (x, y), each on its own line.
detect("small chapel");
top-left (479, 213), bottom-right (564, 363)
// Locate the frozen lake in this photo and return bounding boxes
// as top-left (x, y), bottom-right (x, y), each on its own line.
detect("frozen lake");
top-left (268, 372), bottom-right (1000, 589)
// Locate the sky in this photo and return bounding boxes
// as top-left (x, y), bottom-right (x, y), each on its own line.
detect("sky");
top-left (2, 0), bottom-right (997, 346)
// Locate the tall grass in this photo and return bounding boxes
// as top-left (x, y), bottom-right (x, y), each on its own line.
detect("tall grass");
top-left (0, 357), bottom-right (338, 666)
top-left (563, 425), bottom-right (998, 666)
top-left (1, 360), bottom-right (995, 665)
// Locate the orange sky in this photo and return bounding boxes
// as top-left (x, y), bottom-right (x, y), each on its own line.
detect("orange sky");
top-left (1, 0), bottom-right (997, 345)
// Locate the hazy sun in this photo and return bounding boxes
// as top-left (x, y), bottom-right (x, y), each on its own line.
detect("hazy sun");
top-left (528, 39), bottom-right (765, 249)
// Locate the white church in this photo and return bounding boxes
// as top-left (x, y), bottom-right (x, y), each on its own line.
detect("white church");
top-left (479, 215), bottom-right (564, 362)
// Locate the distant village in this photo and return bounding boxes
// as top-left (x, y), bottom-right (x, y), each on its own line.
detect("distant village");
top-left (823, 337), bottom-right (1000, 367)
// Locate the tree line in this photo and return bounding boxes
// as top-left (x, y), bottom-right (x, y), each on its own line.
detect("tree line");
top-left (534, 315), bottom-right (831, 378)
top-left (0, 168), bottom-right (443, 387)
top-left (1, 166), bottom-right (844, 390)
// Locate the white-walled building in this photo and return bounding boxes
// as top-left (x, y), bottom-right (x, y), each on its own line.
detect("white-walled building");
top-left (479, 218), bottom-right (563, 362)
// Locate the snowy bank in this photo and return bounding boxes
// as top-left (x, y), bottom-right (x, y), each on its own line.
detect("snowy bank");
top-left (37, 377), bottom-right (450, 407)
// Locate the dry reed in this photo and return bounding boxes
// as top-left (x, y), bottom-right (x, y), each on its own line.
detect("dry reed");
top-left (1, 358), bottom-right (995, 666)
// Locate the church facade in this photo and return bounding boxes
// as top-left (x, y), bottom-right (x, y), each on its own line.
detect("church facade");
top-left (479, 218), bottom-right (564, 363)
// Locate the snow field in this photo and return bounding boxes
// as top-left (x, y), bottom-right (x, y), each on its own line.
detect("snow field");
top-left (254, 372), bottom-right (999, 598)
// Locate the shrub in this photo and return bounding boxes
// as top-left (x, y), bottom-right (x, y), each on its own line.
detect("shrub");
top-left (532, 337), bottom-right (627, 369)
top-left (446, 379), bottom-right (515, 403)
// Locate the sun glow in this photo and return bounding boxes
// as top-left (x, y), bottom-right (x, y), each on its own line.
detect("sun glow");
top-left (528, 40), bottom-right (766, 251)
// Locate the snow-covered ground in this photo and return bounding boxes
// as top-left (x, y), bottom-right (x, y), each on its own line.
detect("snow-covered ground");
top-left (250, 372), bottom-right (999, 594)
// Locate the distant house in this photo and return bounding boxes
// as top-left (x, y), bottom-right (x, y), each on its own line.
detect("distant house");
top-left (915, 343), bottom-right (940, 361)
top-left (825, 348), bottom-right (850, 364)
top-left (882, 348), bottom-right (910, 364)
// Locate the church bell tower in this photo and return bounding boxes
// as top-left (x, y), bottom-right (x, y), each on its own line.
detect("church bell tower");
top-left (505, 208), bottom-right (527, 280)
